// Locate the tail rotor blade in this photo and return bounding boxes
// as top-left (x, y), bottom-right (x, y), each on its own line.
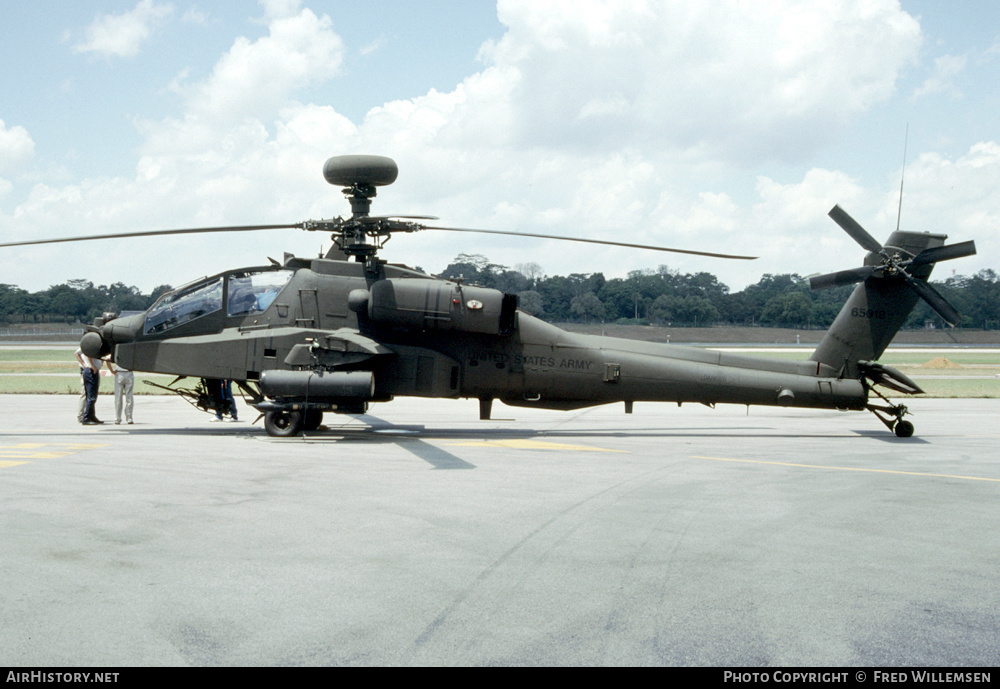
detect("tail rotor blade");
top-left (828, 205), bottom-right (884, 254)
top-left (909, 240), bottom-right (977, 267)
top-left (809, 266), bottom-right (877, 291)
top-left (904, 274), bottom-right (962, 326)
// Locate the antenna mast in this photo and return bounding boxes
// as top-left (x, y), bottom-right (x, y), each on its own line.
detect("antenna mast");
top-left (896, 124), bottom-right (909, 232)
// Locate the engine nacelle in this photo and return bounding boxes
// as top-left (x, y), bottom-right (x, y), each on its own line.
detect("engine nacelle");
top-left (366, 279), bottom-right (517, 335)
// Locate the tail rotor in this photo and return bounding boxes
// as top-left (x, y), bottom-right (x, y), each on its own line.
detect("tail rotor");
top-left (809, 205), bottom-right (976, 326)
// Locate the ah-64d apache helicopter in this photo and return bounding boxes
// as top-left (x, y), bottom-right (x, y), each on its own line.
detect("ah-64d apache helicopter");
top-left (1, 155), bottom-right (977, 437)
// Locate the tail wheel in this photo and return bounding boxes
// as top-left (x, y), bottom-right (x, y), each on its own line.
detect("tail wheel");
top-left (867, 386), bottom-right (916, 439)
top-left (264, 410), bottom-right (303, 437)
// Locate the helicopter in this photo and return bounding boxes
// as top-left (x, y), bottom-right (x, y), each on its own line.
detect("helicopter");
top-left (1, 155), bottom-right (977, 438)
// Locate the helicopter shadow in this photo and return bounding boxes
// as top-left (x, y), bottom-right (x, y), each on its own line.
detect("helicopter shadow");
top-left (849, 429), bottom-right (930, 444)
top-left (114, 416), bottom-right (909, 443)
top-left (112, 414), bottom-right (918, 470)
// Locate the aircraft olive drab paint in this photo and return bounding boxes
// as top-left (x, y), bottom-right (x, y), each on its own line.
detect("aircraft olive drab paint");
top-left (0, 155), bottom-right (976, 438)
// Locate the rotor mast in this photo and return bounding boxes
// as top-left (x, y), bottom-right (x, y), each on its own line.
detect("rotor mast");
top-left (338, 180), bottom-right (379, 268)
top-left (319, 155), bottom-right (401, 271)
top-left (344, 181), bottom-right (377, 219)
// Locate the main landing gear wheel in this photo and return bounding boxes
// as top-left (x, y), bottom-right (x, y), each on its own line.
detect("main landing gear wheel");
top-left (264, 410), bottom-right (303, 437)
top-left (894, 419), bottom-right (914, 438)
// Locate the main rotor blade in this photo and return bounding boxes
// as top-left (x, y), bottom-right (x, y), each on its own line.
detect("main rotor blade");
top-left (0, 223), bottom-right (302, 248)
top-left (904, 274), bottom-right (962, 326)
top-left (828, 205), bottom-right (884, 254)
top-left (809, 265), bottom-right (877, 290)
top-left (909, 240), bottom-right (977, 267)
top-left (420, 225), bottom-right (757, 260)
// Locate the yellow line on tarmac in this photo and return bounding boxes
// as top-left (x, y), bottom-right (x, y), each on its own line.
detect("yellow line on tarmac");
top-left (692, 456), bottom-right (1000, 483)
top-left (0, 442), bottom-right (110, 467)
top-left (0, 443), bottom-right (108, 454)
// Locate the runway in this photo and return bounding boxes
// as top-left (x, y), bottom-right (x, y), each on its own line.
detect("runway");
top-left (2, 394), bottom-right (998, 666)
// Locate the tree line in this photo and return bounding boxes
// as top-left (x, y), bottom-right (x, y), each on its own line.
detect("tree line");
top-left (439, 253), bottom-right (1000, 330)
top-left (3, 257), bottom-right (998, 330)
top-left (0, 280), bottom-right (172, 324)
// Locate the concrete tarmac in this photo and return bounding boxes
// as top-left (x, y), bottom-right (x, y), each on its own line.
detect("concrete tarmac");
top-left (1, 394), bottom-right (998, 666)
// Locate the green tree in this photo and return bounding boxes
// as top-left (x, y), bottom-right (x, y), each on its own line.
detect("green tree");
top-left (651, 294), bottom-right (719, 325)
top-left (517, 290), bottom-right (545, 316)
top-left (570, 292), bottom-right (605, 322)
top-left (761, 291), bottom-right (813, 327)
top-left (46, 284), bottom-right (88, 322)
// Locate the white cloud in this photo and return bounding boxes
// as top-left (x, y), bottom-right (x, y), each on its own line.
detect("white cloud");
top-left (350, 0), bottom-right (921, 167)
top-left (73, 0), bottom-right (174, 58)
top-left (259, 0), bottom-right (304, 22)
top-left (8, 1), bottom-right (994, 294)
top-left (360, 35), bottom-right (387, 57)
top-left (912, 53), bottom-right (967, 99)
top-left (170, 7), bottom-right (344, 123)
top-left (469, 0), bottom-right (923, 164)
top-left (321, 1), bottom-right (925, 284)
top-left (0, 120), bottom-right (35, 175)
top-left (132, 3), bottom-right (348, 210)
top-left (3, 4), bottom-right (351, 291)
top-left (180, 8), bottom-right (208, 25)
top-left (740, 146), bottom-right (1000, 284)
top-left (900, 142), bottom-right (1000, 229)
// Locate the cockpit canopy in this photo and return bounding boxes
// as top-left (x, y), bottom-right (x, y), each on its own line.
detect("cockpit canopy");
top-left (143, 268), bottom-right (292, 335)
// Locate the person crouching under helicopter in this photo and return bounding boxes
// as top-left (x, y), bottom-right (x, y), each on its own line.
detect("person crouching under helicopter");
top-left (206, 378), bottom-right (239, 421)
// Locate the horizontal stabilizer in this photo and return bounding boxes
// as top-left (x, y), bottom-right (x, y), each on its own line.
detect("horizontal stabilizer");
top-left (858, 360), bottom-right (924, 395)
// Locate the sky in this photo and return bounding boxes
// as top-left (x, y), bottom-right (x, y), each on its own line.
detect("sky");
top-left (1, 0), bottom-right (998, 294)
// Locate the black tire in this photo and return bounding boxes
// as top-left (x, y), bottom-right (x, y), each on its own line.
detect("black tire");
top-left (894, 420), bottom-right (914, 438)
top-left (302, 409), bottom-right (323, 431)
top-left (264, 410), bottom-right (304, 437)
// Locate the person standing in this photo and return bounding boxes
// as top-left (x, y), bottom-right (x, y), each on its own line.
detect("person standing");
top-left (75, 346), bottom-right (103, 425)
top-left (110, 361), bottom-right (134, 424)
top-left (211, 379), bottom-right (238, 421)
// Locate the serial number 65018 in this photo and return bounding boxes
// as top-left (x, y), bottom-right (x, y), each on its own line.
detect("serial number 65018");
top-left (852, 307), bottom-right (886, 319)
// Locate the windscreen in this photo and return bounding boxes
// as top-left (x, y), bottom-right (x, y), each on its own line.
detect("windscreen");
top-left (144, 278), bottom-right (223, 334)
top-left (226, 270), bottom-right (292, 317)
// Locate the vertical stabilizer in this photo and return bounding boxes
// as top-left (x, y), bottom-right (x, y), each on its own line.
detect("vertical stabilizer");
top-left (810, 230), bottom-right (946, 378)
